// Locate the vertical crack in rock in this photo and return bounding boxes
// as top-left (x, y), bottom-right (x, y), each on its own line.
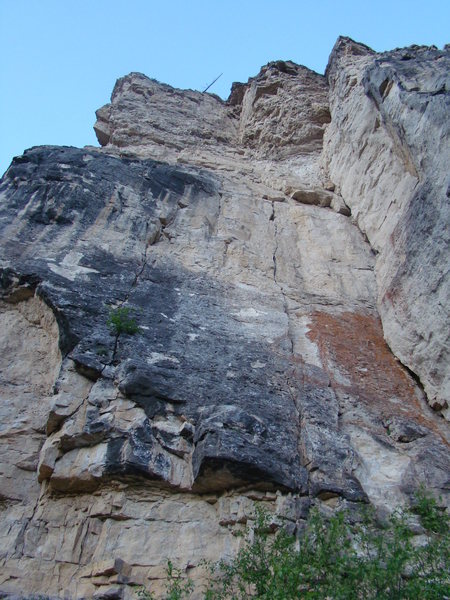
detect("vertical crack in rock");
top-left (108, 217), bottom-right (154, 363)
top-left (364, 77), bottom-right (420, 180)
top-left (270, 200), bottom-right (294, 354)
top-left (11, 482), bottom-right (45, 560)
top-left (270, 201), bottom-right (277, 279)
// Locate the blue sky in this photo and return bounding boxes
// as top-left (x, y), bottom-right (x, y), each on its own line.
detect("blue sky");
top-left (1, 0), bottom-right (449, 175)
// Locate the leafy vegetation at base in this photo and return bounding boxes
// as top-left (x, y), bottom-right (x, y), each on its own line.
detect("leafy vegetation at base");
top-left (107, 305), bottom-right (139, 335)
top-left (137, 561), bottom-right (193, 600)
top-left (137, 488), bottom-right (449, 599)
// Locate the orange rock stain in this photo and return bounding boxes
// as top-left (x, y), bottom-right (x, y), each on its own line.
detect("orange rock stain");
top-left (306, 311), bottom-right (444, 438)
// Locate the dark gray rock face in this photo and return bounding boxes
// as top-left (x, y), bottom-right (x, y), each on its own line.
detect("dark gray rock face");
top-left (0, 146), bottom-right (312, 493)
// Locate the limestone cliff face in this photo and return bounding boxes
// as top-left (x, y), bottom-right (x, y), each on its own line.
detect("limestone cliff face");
top-left (323, 37), bottom-right (450, 413)
top-left (0, 39), bottom-right (448, 599)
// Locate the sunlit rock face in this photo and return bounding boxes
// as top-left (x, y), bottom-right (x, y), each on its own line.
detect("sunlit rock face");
top-left (322, 37), bottom-right (450, 413)
top-left (0, 38), bottom-right (448, 599)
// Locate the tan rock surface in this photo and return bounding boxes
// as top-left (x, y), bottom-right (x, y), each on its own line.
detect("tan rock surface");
top-left (0, 297), bottom-right (61, 503)
top-left (322, 37), bottom-right (450, 412)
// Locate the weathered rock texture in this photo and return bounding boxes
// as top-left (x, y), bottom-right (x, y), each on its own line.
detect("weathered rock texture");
top-left (323, 37), bottom-right (450, 412)
top-left (0, 38), bottom-right (448, 599)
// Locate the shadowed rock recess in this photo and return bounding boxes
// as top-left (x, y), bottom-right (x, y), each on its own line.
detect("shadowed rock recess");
top-left (0, 37), bottom-right (448, 598)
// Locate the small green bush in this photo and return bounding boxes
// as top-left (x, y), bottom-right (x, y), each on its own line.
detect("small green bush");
top-left (412, 485), bottom-right (446, 534)
top-left (137, 489), bottom-right (449, 599)
top-left (137, 561), bottom-right (193, 600)
top-left (107, 306), bottom-right (139, 335)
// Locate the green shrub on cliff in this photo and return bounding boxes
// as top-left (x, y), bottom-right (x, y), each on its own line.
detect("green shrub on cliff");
top-left (137, 561), bottom-right (193, 600)
top-left (107, 305), bottom-right (139, 335)
top-left (137, 489), bottom-right (449, 599)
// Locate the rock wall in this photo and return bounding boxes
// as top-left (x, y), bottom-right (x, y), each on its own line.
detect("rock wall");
top-left (322, 37), bottom-right (450, 412)
top-left (0, 38), bottom-right (448, 599)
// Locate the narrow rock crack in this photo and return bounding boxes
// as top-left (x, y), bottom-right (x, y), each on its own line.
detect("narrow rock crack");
top-left (270, 202), bottom-right (294, 354)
